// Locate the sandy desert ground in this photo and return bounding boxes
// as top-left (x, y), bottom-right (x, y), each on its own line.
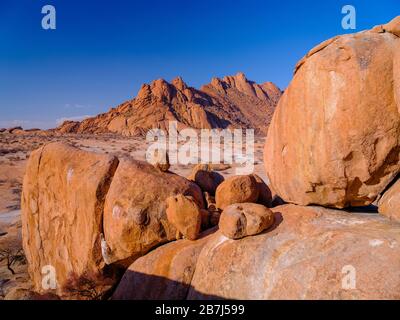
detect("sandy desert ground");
top-left (0, 132), bottom-right (267, 299)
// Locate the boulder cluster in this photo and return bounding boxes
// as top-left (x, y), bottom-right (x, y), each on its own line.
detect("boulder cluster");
top-left (20, 16), bottom-right (400, 300)
top-left (21, 142), bottom-right (274, 299)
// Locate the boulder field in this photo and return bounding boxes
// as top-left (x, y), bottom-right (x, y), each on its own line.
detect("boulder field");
top-left (21, 142), bottom-right (204, 297)
top-left (20, 16), bottom-right (400, 300)
top-left (21, 141), bottom-right (275, 298)
top-left (113, 204), bottom-right (400, 300)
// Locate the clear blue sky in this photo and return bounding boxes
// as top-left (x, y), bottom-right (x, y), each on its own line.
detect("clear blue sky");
top-left (0, 0), bottom-right (398, 129)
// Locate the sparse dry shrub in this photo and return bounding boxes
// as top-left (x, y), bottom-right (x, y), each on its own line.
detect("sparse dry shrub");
top-left (0, 247), bottom-right (26, 275)
top-left (63, 272), bottom-right (115, 300)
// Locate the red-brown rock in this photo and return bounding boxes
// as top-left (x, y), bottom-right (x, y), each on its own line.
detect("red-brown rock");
top-left (187, 164), bottom-right (224, 195)
top-left (111, 204), bottom-right (400, 299)
top-left (112, 230), bottom-right (216, 300)
top-left (383, 16), bottom-right (400, 37)
top-left (166, 194), bottom-right (202, 240)
top-left (188, 204), bottom-right (400, 299)
top-left (56, 73), bottom-right (282, 136)
top-left (219, 203), bottom-right (274, 239)
top-left (378, 179), bottom-right (400, 222)
top-left (252, 174), bottom-right (272, 207)
top-left (265, 18), bottom-right (400, 208)
top-left (102, 158), bottom-right (204, 265)
top-left (21, 142), bottom-right (119, 297)
top-left (215, 175), bottom-right (259, 210)
top-left (148, 150), bottom-right (170, 172)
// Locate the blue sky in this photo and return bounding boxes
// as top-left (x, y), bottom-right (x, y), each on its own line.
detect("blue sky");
top-left (0, 0), bottom-right (398, 129)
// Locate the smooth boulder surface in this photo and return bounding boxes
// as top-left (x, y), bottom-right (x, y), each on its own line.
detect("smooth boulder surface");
top-left (215, 175), bottom-right (259, 210)
top-left (219, 203), bottom-right (274, 239)
top-left (187, 164), bottom-right (224, 195)
top-left (188, 204), bottom-right (400, 299)
top-left (166, 194), bottom-right (202, 240)
top-left (21, 142), bottom-right (119, 296)
top-left (112, 230), bottom-right (215, 300)
top-left (382, 15), bottom-right (400, 37)
top-left (265, 18), bottom-right (400, 208)
top-left (103, 158), bottom-right (204, 265)
top-left (111, 204), bottom-right (400, 299)
top-left (378, 179), bottom-right (400, 222)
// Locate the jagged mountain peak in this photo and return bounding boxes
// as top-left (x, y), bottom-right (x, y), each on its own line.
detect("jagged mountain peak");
top-left (57, 74), bottom-right (282, 136)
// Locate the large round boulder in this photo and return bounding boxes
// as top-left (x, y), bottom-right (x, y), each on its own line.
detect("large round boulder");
top-left (378, 179), bottom-right (400, 223)
top-left (265, 17), bottom-right (400, 208)
top-left (21, 142), bottom-right (120, 297)
top-left (103, 158), bottom-right (204, 266)
top-left (219, 203), bottom-right (274, 239)
top-left (166, 194), bottom-right (202, 240)
top-left (215, 175), bottom-right (259, 210)
top-left (187, 164), bottom-right (224, 195)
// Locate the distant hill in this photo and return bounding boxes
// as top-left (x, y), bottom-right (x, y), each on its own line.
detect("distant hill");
top-left (56, 72), bottom-right (282, 136)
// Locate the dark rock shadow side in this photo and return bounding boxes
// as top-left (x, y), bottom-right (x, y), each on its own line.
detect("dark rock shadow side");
top-left (111, 270), bottom-right (227, 300)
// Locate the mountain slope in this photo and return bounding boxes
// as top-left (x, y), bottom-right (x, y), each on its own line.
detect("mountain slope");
top-left (57, 72), bottom-right (282, 136)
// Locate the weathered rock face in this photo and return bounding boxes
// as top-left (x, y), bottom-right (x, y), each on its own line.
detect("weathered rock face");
top-left (7, 126), bottom-right (23, 134)
top-left (381, 16), bottom-right (400, 37)
top-left (265, 18), bottom-right (400, 208)
top-left (166, 194), bottom-right (202, 240)
top-left (147, 150), bottom-right (170, 172)
top-left (56, 73), bottom-right (282, 136)
top-left (201, 72), bottom-right (282, 134)
top-left (219, 203), bottom-right (274, 239)
top-left (209, 210), bottom-right (221, 227)
top-left (203, 192), bottom-right (220, 226)
top-left (203, 191), bottom-right (216, 210)
top-left (187, 164), bottom-right (224, 195)
top-left (21, 143), bottom-right (207, 298)
top-left (188, 204), bottom-right (400, 299)
top-left (378, 179), bottom-right (400, 222)
top-left (112, 204), bottom-right (400, 299)
top-left (112, 230), bottom-right (215, 300)
top-left (252, 174), bottom-right (272, 207)
top-left (21, 142), bottom-right (119, 296)
top-left (103, 158), bottom-right (204, 265)
top-left (215, 175), bottom-right (259, 210)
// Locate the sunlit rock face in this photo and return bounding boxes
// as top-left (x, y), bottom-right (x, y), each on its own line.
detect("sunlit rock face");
top-left (265, 17), bottom-right (400, 208)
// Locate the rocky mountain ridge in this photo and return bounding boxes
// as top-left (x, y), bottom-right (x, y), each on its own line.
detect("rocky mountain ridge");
top-left (56, 72), bottom-right (282, 136)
